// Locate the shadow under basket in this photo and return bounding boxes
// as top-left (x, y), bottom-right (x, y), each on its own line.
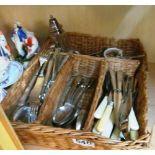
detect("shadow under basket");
top-left (2, 32), bottom-right (150, 150)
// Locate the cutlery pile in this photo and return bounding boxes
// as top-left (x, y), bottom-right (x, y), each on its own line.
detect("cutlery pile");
top-left (12, 47), bottom-right (69, 123)
top-left (52, 75), bottom-right (93, 130)
top-left (93, 48), bottom-right (141, 141)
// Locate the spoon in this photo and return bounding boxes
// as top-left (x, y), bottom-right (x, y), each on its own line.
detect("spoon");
top-left (51, 76), bottom-right (83, 126)
top-left (52, 77), bottom-right (91, 127)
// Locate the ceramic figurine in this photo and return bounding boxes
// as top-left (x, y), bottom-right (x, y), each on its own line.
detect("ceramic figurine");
top-left (0, 31), bottom-right (12, 59)
top-left (11, 22), bottom-right (39, 60)
top-left (24, 32), bottom-right (39, 59)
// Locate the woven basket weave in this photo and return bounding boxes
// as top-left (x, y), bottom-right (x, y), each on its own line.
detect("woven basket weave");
top-left (2, 32), bottom-right (150, 149)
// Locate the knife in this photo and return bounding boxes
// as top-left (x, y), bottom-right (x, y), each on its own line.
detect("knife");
top-left (95, 93), bottom-right (114, 133)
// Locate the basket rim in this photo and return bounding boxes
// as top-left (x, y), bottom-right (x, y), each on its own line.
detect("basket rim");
top-left (12, 122), bottom-right (151, 148)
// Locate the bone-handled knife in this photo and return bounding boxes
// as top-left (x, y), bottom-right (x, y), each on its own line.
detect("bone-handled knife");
top-left (95, 93), bottom-right (114, 133)
top-left (101, 110), bottom-right (114, 138)
top-left (94, 96), bottom-right (108, 119)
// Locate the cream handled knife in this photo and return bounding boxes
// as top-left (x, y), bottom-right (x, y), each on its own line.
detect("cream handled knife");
top-left (94, 96), bottom-right (108, 119)
top-left (110, 127), bottom-right (125, 140)
top-left (95, 93), bottom-right (114, 133)
top-left (101, 110), bottom-right (114, 138)
top-left (93, 112), bottom-right (114, 138)
top-left (111, 126), bottom-right (121, 140)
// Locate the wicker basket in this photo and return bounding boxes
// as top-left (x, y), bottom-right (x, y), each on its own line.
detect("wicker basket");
top-left (2, 32), bottom-right (150, 150)
top-left (38, 54), bottom-right (106, 131)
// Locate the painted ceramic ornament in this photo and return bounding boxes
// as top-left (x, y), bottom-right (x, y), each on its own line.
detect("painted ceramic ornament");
top-left (11, 22), bottom-right (39, 60)
top-left (0, 60), bottom-right (23, 89)
top-left (0, 88), bottom-right (7, 103)
top-left (0, 56), bottom-right (10, 84)
top-left (24, 32), bottom-right (39, 59)
top-left (0, 31), bottom-right (12, 59)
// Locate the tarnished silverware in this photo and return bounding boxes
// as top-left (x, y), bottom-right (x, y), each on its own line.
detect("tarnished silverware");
top-left (12, 56), bottom-right (48, 122)
top-left (75, 83), bottom-right (94, 130)
top-left (76, 109), bottom-right (87, 130)
top-left (39, 51), bottom-right (54, 103)
top-left (52, 76), bottom-right (92, 127)
top-left (45, 48), bottom-right (62, 92)
top-left (39, 48), bottom-right (70, 103)
top-left (15, 57), bottom-right (47, 109)
top-left (52, 76), bottom-right (83, 126)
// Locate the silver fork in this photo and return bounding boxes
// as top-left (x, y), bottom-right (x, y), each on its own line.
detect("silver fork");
top-left (29, 102), bottom-right (39, 123)
top-left (28, 50), bottom-right (54, 123)
top-left (12, 49), bottom-right (53, 123)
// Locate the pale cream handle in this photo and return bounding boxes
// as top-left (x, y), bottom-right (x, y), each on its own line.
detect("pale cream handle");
top-left (93, 111), bottom-right (114, 138)
top-left (111, 127), bottom-right (121, 140)
top-left (92, 125), bottom-right (100, 134)
top-left (94, 96), bottom-right (108, 119)
top-left (96, 102), bottom-right (113, 133)
top-left (101, 111), bottom-right (114, 138)
top-left (130, 130), bottom-right (139, 140)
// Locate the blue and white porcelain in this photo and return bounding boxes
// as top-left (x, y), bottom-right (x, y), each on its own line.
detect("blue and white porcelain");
top-left (0, 60), bottom-right (23, 89)
top-left (0, 31), bottom-right (12, 59)
top-left (11, 22), bottom-right (39, 60)
top-left (0, 57), bottom-right (10, 83)
top-left (0, 88), bottom-right (7, 103)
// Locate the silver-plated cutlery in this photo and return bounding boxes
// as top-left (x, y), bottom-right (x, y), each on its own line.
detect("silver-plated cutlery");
top-left (13, 56), bottom-right (48, 122)
top-left (52, 76), bottom-right (93, 128)
top-left (12, 47), bottom-right (70, 123)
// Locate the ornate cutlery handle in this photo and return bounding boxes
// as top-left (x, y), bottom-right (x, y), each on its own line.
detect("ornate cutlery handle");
top-left (17, 61), bottom-right (46, 107)
top-left (70, 78), bottom-right (92, 107)
top-left (39, 54), bottom-right (54, 102)
top-left (63, 76), bottom-right (82, 104)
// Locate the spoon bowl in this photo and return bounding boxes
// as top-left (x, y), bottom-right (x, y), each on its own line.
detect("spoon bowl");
top-left (52, 102), bottom-right (75, 126)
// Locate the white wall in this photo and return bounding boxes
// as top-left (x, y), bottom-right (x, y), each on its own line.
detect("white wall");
top-left (0, 6), bottom-right (154, 62)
